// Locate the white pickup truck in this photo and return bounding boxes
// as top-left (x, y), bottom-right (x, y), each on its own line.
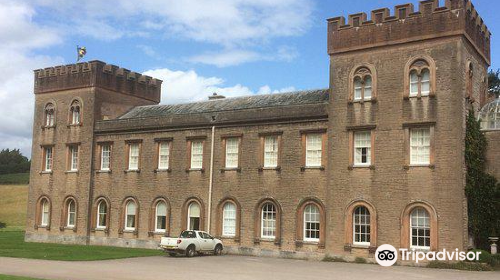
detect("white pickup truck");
top-left (160, 230), bottom-right (223, 257)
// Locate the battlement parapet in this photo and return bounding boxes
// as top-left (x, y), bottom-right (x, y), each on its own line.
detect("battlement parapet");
top-left (327, 0), bottom-right (490, 64)
top-left (34, 60), bottom-right (162, 103)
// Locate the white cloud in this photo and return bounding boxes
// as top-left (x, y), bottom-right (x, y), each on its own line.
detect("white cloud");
top-left (0, 1), bottom-right (63, 157)
top-left (187, 50), bottom-right (261, 67)
top-left (143, 68), bottom-right (295, 104)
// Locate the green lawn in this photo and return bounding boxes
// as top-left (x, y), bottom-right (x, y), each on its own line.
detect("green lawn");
top-left (0, 173), bottom-right (29, 185)
top-left (0, 275), bottom-right (47, 280)
top-left (0, 231), bottom-right (163, 261)
top-left (0, 185), bottom-right (28, 231)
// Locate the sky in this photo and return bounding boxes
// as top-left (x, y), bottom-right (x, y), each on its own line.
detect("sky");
top-left (0, 0), bottom-right (498, 158)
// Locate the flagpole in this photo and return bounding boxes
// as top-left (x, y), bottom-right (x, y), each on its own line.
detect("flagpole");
top-left (76, 45), bottom-right (79, 62)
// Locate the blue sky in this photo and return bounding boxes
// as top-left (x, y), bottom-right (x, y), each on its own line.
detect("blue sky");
top-left (0, 0), bottom-right (498, 156)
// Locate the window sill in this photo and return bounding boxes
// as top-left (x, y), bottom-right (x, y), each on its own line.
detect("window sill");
top-left (351, 243), bottom-right (370, 249)
top-left (67, 123), bottom-right (83, 128)
top-left (35, 225), bottom-right (50, 230)
top-left (124, 169), bottom-right (141, 173)
top-left (348, 98), bottom-right (377, 105)
top-left (185, 168), bottom-right (205, 173)
top-left (60, 226), bottom-right (77, 232)
top-left (154, 168), bottom-right (171, 173)
top-left (348, 165), bottom-right (375, 170)
top-left (41, 125), bottom-right (56, 130)
top-left (39, 171), bottom-right (53, 175)
top-left (409, 246), bottom-right (431, 252)
top-left (404, 164), bottom-right (435, 170)
top-left (93, 227), bottom-right (108, 232)
top-left (96, 170), bottom-right (111, 173)
top-left (148, 230), bottom-right (167, 236)
top-left (65, 170), bottom-right (79, 174)
top-left (258, 166), bottom-right (281, 172)
top-left (300, 166), bottom-right (325, 171)
top-left (404, 94), bottom-right (434, 100)
top-left (220, 167), bottom-right (241, 173)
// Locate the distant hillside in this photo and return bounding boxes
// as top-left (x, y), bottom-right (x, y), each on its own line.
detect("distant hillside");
top-left (0, 173), bottom-right (29, 185)
top-left (0, 184), bottom-right (28, 230)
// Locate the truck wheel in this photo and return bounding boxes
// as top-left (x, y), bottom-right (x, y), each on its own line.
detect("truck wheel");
top-left (185, 245), bottom-right (195, 258)
top-left (214, 244), bottom-right (223, 256)
top-left (168, 253), bottom-right (177, 257)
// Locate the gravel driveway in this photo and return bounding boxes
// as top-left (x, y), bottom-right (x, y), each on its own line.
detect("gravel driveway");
top-left (0, 255), bottom-right (497, 280)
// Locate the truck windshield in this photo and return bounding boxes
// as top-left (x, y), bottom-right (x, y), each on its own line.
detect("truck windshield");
top-left (180, 231), bottom-right (196, 238)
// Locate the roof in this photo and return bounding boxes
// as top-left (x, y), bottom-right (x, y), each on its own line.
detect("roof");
top-left (119, 89), bottom-right (329, 119)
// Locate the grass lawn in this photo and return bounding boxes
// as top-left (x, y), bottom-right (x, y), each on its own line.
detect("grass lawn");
top-left (0, 231), bottom-right (164, 261)
top-left (0, 185), bottom-right (28, 231)
top-left (0, 275), bottom-right (47, 280)
top-left (0, 173), bottom-right (29, 185)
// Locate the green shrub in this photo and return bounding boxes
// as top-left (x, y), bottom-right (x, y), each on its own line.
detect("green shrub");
top-left (467, 249), bottom-right (492, 263)
top-left (322, 255), bottom-right (346, 262)
top-left (354, 257), bottom-right (367, 264)
top-left (427, 260), bottom-right (492, 271)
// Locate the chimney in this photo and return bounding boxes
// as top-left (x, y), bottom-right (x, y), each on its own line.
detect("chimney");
top-left (208, 92), bottom-right (226, 100)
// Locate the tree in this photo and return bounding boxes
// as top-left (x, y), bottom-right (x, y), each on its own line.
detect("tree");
top-left (488, 69), bottom-right (500, 97)
top-left (0, 149), bottom-right (30, 175)
top-left (465, 110), bottom-right (500, 250)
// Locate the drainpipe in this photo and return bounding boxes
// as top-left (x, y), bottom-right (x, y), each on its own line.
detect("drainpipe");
top-left (207, 125), bottom-right (215, 233)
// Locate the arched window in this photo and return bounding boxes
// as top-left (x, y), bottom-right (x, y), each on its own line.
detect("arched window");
top-left (70, 100), bottom-right (81, 125)
top-left (467, 62), bottom-right (474, 100)
top-left (96, 199), bottom-right (108, 229)
top-left (261, 203), bottom-right (277, 239)
top-left (352, 67), bottom-right (373, 101)
top-left (125, 200), bottom-right (137, 230)
top-left (222, 202), bottom-right (236, 237)
top-left (406, 58), bottom-right (435, 98)
top-left (155, 201), bottom-right (167, 232)
top-left (410, 207), bottom-right (430, 250)
top-left (66, 199), bottom-right (76, 228)
top-left (44, 103), bottom-right (55, 127)
top-left (188, 202), bottom-right (201, 230)
top-left (41, 199), bottom-right (50, 227)
top-left (303, 204), bottom-right (320, 242)
top-left (479, 98), bottom-right (500, 130)
top-left (353, 206), bottom-right (370, 246)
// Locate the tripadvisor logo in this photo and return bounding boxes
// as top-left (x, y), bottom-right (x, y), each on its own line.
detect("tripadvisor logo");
top-left (375, 244), bottom-right (482, 267)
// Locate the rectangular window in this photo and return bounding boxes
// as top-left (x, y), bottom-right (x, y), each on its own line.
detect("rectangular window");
top-left (410, 128), bottom-right (430, 165)
top-left (69, 145), bottom-right (79, 171)
top-left (100, 145), bottom-right (111, 171)
top-left (128, 143), bottom-right (140, 170)
top-left (225, 138), bottom-right (239, 168)
top-left (264, 136), bottom-right (279, 168)
top-left (190, 140), bottom-right (203, 169)
top-left (305, 134), bottom-right (322, 167)
top-left (158, 142), bottom-right (170, 170)
top-left (44, 147), bottom-right (53, 171)
top-left (354, 131), bottom-right (371, 166)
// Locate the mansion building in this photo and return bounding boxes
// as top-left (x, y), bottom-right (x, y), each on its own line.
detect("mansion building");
top-left (26, 0), bottom-right (500, 259)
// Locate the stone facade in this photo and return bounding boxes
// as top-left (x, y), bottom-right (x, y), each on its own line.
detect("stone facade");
top-left (26, 0), bottom-right (498, 261)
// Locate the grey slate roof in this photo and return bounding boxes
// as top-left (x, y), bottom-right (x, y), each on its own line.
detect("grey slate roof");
top-left (119, 89), bottom-right (329, 119)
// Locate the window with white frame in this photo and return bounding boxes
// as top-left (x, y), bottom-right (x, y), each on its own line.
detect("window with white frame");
top-left (188, 202), bottom-right (201, 230)
top-left (190, 141), bottom-right (203, 169)
top-left (410, 207), bottom-right (430, 250)
top-left (44, 147), bottom-right (53, 171)
top-left (41, 199), bottom-right (50, 226)
top-left (70, 100), bottom-right (81, 125)
top-left (304, 204), bottom-right (320, 242)
top-left (353, 67), bottom-right (373, 101)
top-left (353, 206), bottom-right (370, 246)
top-left (408, 60), bottom-right (431, 97)
top-left (225, 138), bottom-right (239, 168)
top-left (125, 201), bottom-right (136, 230)
top-left (67, 200), bottom-right (76, 228)
top-left (96, 200), bottom-right (107, 229)
top-left (100, 145), bottom-right (111, 170)
top-left (128, 143), bottom-right (140, 170)
top-left (158, 142), bottom-right (170, 170)
top-left (420, 69), bottom-right (430, 96)
top-left (410, 128), bottom-right (430, 165)
top-left (45, 103), bottom-right (55, 127)
top-left (410, 70), bottom-right (419, 97)
top-left (155, 201), bottom-right (167, 232)
top-left (305, 134), bottom-right (322, 167)
top-left (261, 203), bottom-right (276, 239)
top-left (354, 131), bottom-right (371, 166)
top-left (263, 136), bottom-right (278, 168)
top-left (222, 202), bottom-right (236, 237)
top-left (69, 145), bottom-right (79, 171)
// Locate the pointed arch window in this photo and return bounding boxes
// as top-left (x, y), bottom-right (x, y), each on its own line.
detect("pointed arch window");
top-left (155, 201), bottom-right (167, 232)
top-left (406, 58), bottom-right (435, 98)
top-left (188, 202), bottom-right (201, 230)
top-left (70, 100), bottom-right (81, 125)
top-left (66, 199), bottom-right (76, 228)
top-left (352, 67), bottom-right (373, 101)
top-left (44, 103), bottom-right (55, 127)
top-left (96, 200), bottom-right (108, 229)
top-left (125, 200), bottom-right (137, 231)
top-left (41, 199), bottom-right (50, 226)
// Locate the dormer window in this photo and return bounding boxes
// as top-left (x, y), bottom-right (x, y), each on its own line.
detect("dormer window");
top-left (44, 103), bottom-right (55, 127)
top-left (70, 100), bottom-right (81, 125)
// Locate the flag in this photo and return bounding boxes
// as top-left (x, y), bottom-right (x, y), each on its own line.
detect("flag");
top-left (77, 46), bottom-right (87, 62)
